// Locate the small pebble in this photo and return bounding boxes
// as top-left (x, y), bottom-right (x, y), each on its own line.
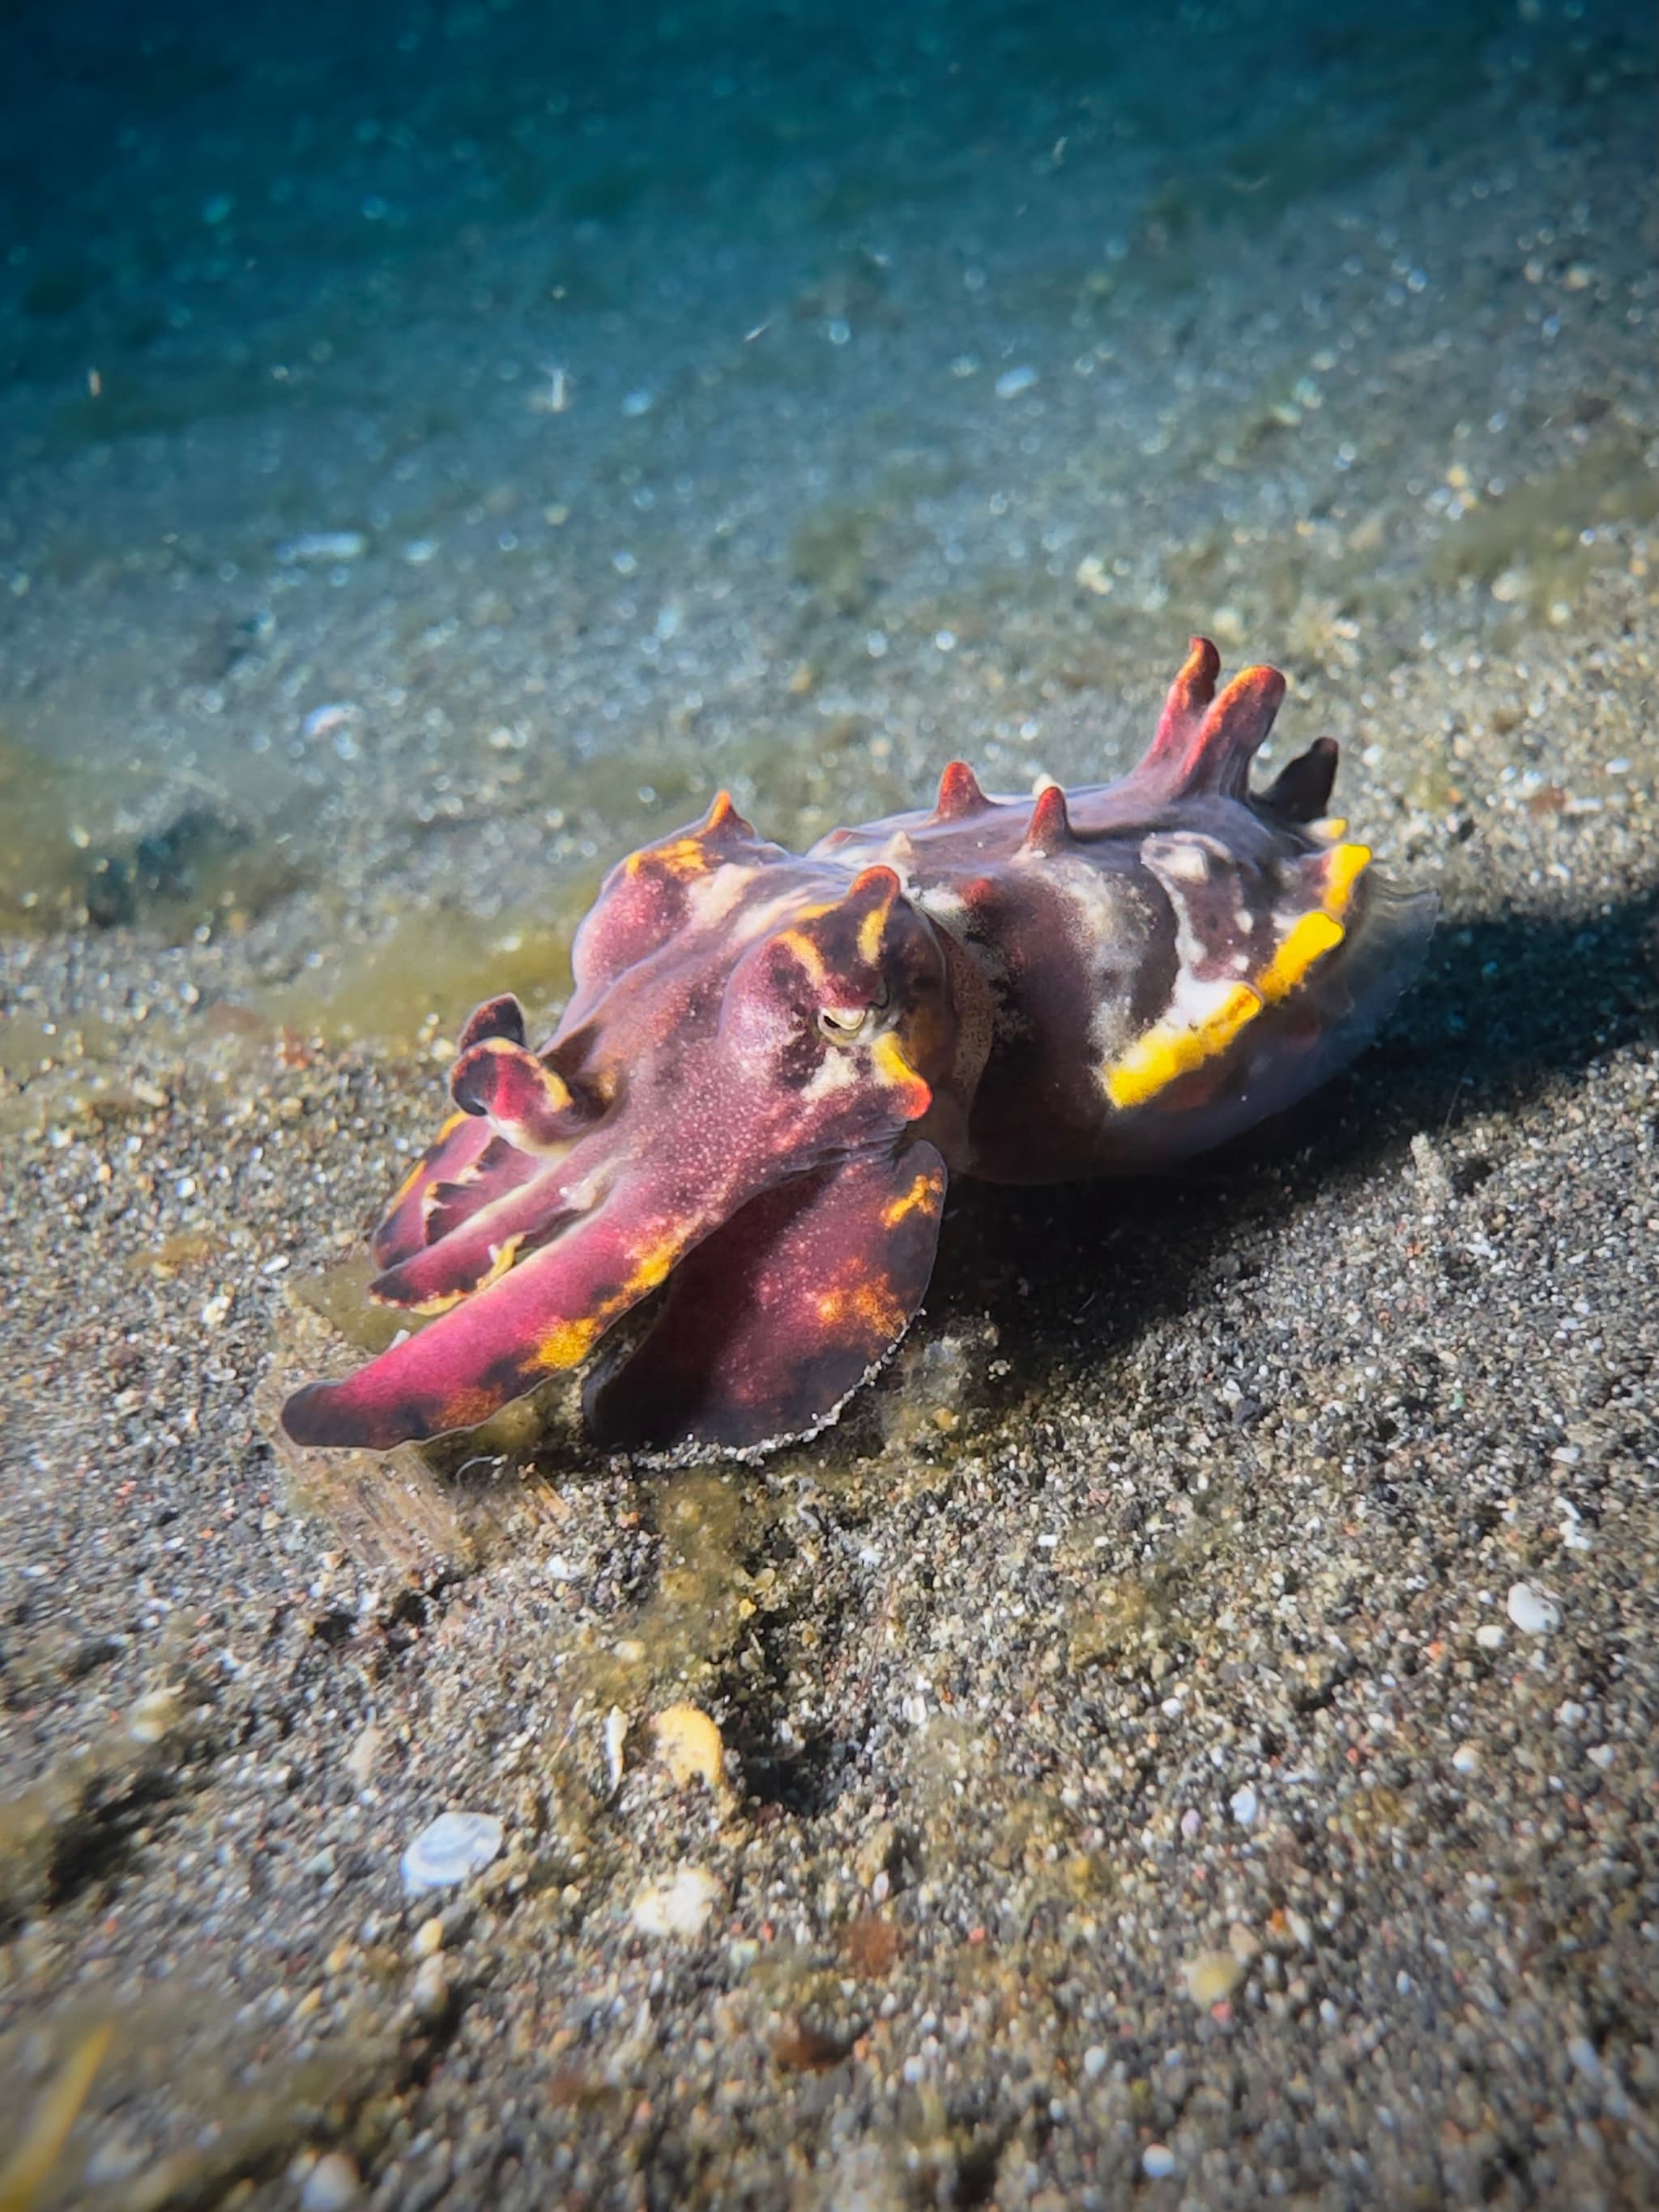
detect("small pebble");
top-left (126, 1688), bottom-right (181, 1746)
top-left (1227, 1922), bottom-right (1261, 1964)
top-left (412, 1916), bottom-right (445, 1958)
top-left (300, 2152), bottom-right (360, 2211)
top-left (1229, 1784), bottom-right (1259, 1826)
top-left (1475, 1623), bottom-right (1507, 1651)
top-left (410, 1956), bottom-right (450, 2021)
top-left (1507, 1583), bottom-right (1560, 1636)
top-left (1182, 1950), bottom-right (1245, 2005)
top-left (1142, 2144), bottom-right (1176, 2179)
top-left (994, 364), bottom-right (1039, 399)
top-left (1567, 2034), bottom-right (1602, 2082)
top-left (653, 1703), bottom-right (726, 1792)
top-left (632, 1865), bottom-right (720, 1941)
top-left (345, 1724), bottom-right (381, 1791)
top-left (400, 1811), bottom-right (503, 1896)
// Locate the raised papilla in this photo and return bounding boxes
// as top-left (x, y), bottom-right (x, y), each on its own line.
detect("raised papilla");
top-left (282, 638), bottom-right (1435, 1459)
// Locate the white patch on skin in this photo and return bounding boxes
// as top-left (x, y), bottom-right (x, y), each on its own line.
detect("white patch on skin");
top-left (915, 884), bottom-right (970, 935)
top-left (1140, 835), bottom-right (1262, 1019)
top-left (1146, 836), bottom-right (1212, 885)
top-left (800, 1047), bottom-right (860, 1103)
top-left (563, 1166), bottom-right (612, 1215)
top-left (1021, 855), bottom-right (1147, 1064)
top-left (1167, 965), bottom-right (1256, 1030)
top-left (685, 860), bottom-right (761, 934)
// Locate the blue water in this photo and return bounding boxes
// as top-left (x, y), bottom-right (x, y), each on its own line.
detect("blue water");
top-left (1, 0), bottom-right (1653, 964)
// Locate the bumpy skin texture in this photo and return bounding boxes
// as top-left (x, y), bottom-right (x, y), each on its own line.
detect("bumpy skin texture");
top-left (281, 641), bottom-right (1435, 1459)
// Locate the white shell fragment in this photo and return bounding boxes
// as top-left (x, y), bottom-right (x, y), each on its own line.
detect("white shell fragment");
top-left (278, 530), bottom-right (368, 565)
top-left (631, 1865), bottom-right (721, 1941)
top-left (1506, 1583), bottom-right (1561, 1637)
top-left (400, 1810), bottom-right (504, 1896)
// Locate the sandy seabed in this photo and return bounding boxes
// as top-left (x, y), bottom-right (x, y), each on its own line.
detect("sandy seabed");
top-left (3, 0), bottom-right (1658, 2205)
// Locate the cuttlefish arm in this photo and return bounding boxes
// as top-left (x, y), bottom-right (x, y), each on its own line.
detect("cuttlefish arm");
top-left (584, 1141), bottom-right (949, 1455)
top-left (281, 1187), bottom-right (690, 1451)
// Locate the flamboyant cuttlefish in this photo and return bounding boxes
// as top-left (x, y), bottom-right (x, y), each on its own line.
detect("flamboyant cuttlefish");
top-left (282, 639), bottom-right (1434, 1459)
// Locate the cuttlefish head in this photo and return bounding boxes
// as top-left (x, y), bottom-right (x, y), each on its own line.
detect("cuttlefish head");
top-left (280, 798), bottom-right (962, 1456)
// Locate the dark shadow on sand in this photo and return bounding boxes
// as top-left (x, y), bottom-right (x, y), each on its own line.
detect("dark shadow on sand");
top-left (923, 884), bottom-right (1659, 1406)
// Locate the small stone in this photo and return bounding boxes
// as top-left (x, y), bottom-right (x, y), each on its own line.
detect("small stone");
top-left (1567, 2035), bottom-right (1602, 2082)
top-left (410, 1957), bottom-right (450, 2021)
top-left (1082, 2045), bottom-right (1107, 2080)
top-left (1182, 1950), bottom-right (1245, 2005)
top-left (126, 1688), bottom-right (181, 1745)
top-left (632, 1865), bottom-right (721, 1941)
top-left (412, 1916), bottom-right (445, 1958)
top-left (345, 1724), bottom-right (382, 1791)
top-left (400, 1811), bottom-right (503, 1896)
top-left (994, 364), bottom-right (1039, 399)
top-left (1475, 1623), bottom-right (1507, 1651)
top-left (1452, 1743), bottom-right (1480, 1775)
top-left (1229, 1784), bottom-right (1259, 1826)
top-left (1227, 1922), bottom-right (1260, 1964)
top-left (653, 1703), bottom-right (726, 1793)
top-left (1507, 1583), bottom-right (1560, 1636)
top-left (1142, 2144), bottom-right (1176, 2178)
top-left (301, 2152), bottom-right (361, 2210)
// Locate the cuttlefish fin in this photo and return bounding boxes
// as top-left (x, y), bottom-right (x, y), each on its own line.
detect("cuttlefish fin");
top-left (584, 1143), bottom-right (949, 1455)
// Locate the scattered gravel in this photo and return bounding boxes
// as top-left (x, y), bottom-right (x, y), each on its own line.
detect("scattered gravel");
top-left (2, 0), bottom-right (1657, 2206)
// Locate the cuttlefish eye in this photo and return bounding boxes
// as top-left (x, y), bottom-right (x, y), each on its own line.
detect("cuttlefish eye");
top-left (816, 982), bottom-right (890, 1044)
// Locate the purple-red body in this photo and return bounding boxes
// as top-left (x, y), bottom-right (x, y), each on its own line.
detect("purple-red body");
top-left (281, 641), bottom-right (1434, 1460)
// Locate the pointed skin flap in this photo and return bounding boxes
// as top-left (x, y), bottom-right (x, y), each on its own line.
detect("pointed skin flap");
top-left (1139, 635), bottom-right (1286, 799)
top-left (585, 1144), bottom-right (949, 1455)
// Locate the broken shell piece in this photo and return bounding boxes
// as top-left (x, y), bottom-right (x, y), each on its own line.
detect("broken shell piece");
top-left (400, 1810), bottom-right (504, 1896)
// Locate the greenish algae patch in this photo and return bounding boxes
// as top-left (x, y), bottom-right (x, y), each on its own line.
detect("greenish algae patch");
top-left (570, 1472), bottom-right (770, 1714)
top-left (257, 903), bottom-right (590, 1051)
top-left (0, 729), bottom-right (104, 936)
top-left (1427, 434), bottom-right (1659, 612)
